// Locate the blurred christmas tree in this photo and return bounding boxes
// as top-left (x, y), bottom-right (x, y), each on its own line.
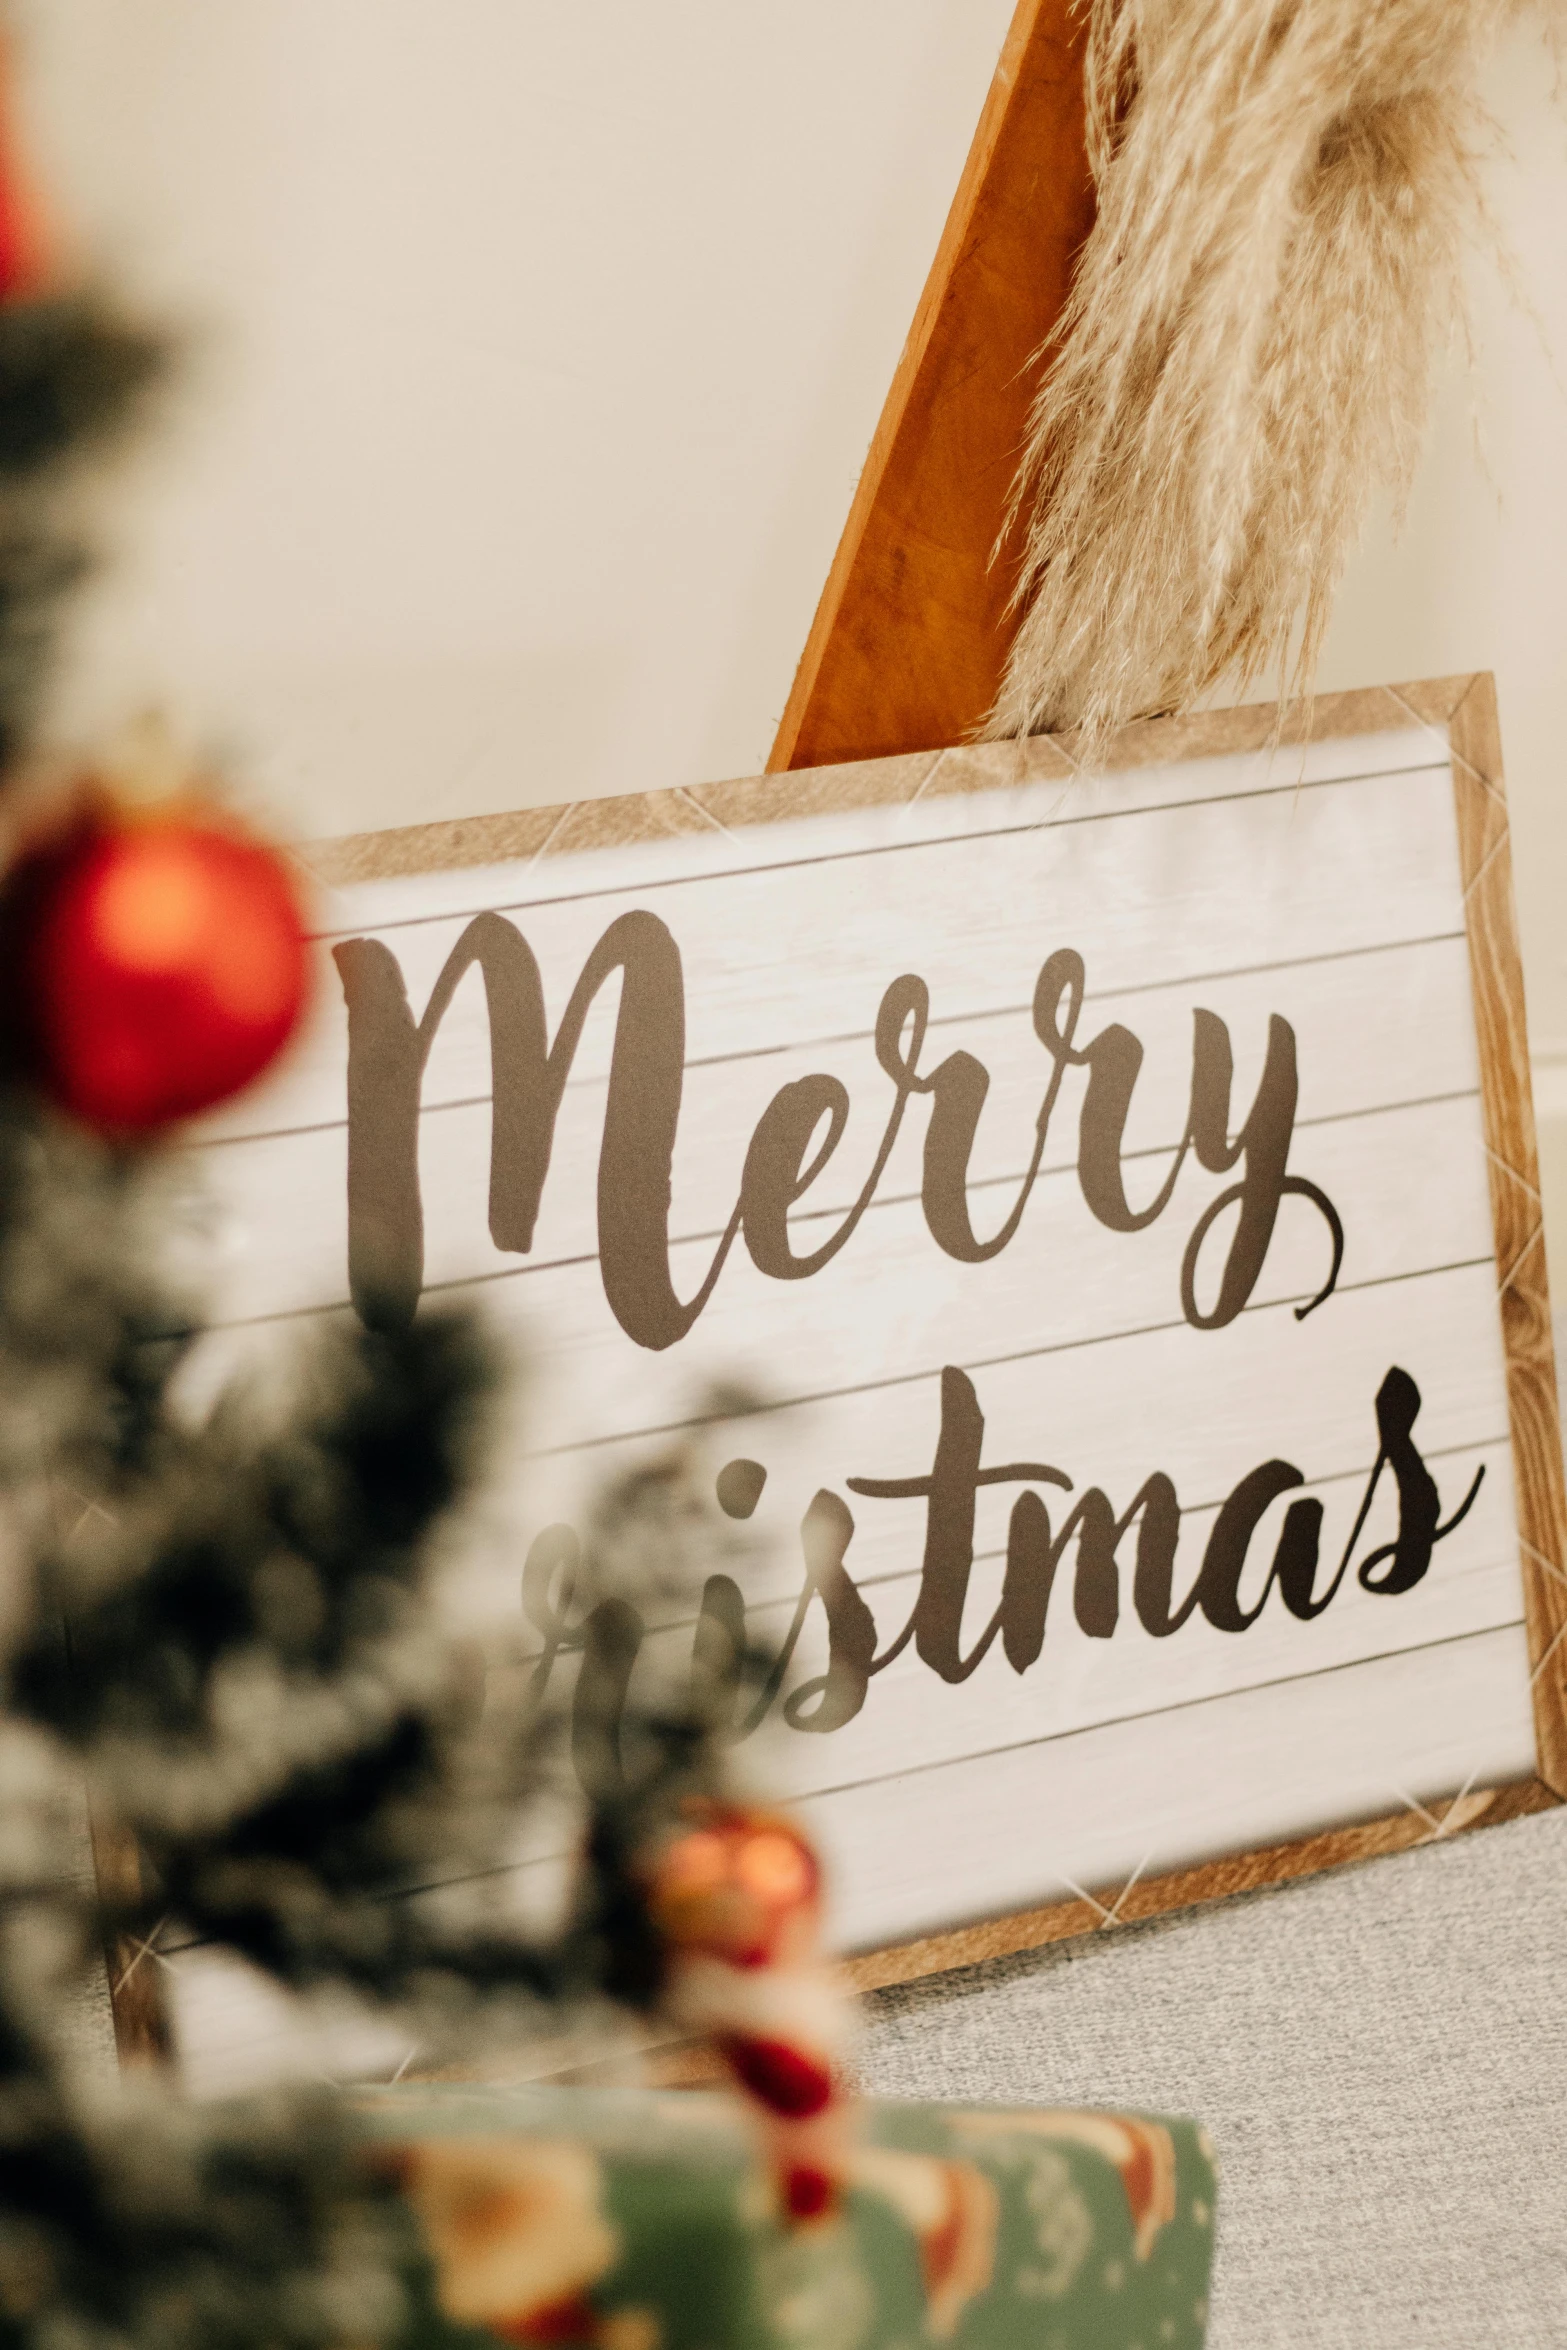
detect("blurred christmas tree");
top-left (0, 49), bottom-right (780, 2350)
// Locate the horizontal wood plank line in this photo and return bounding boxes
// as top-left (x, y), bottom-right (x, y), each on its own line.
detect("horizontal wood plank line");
top-left (394, 1088), bottom-right (1488, 1295)
top-left (306, 758), bottom-right (1450, 943)
top-left (518, 1433), bottom-right (1512, 1651)
top-left (790, 1619), bottom-right (1526, 1809)
top-left (839, 1775), bottom-right (1557, 1995)
top-left (155, 1589), bottom-right (1529, 1951)
top-left (738, 1532), bottom-right (1511, 1640)
top-left (521, 1255), bottom-right (1497, 1461)
top-left (203, 1088), bottom-right (1484, 1328)
top-left (203, 1252), bottom-right (1497, 1415)
top-left (196, 929), bottom-right (1469, 1154)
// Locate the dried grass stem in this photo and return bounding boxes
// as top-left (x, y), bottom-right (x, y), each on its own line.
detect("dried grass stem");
top-left (989, 0), bottom-right (1525, 755)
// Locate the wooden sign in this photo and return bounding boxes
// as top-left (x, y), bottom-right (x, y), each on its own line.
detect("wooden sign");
top-left (165, 673), bottom-right (1567, 2074)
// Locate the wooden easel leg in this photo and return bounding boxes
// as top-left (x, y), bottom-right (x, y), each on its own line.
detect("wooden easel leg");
top-left (767, 0), bottom-right (1093, 776)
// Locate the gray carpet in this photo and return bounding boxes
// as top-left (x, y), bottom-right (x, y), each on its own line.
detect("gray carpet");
top-left (858, 1802), bottom-right (1567, 2346)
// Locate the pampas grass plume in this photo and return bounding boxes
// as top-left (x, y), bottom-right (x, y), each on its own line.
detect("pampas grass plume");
top-left (989, 0), bottom-right (1527, 754)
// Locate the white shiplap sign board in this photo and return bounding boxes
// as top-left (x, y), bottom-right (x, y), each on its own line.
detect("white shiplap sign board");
top-left (167, 677), bottom-right (1567, 2077)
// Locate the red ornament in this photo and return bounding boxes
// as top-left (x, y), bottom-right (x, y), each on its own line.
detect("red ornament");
top-left (0, 44), bottom-right (55, 303)
top-left (646, 1805), bottom-right (819, 1970)
top-left (3, 801), bottom-right (311, 1132)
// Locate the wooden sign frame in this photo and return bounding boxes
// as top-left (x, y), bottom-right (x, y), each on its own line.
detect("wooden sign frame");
top-left (104, 670), bottom-right (1567, 2079)
top-left (286, 669), bottom-right (1567, 2015)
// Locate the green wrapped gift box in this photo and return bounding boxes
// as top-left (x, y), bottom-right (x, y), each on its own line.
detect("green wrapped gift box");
top-left (357, 2084), bottom-right (1215, 2350)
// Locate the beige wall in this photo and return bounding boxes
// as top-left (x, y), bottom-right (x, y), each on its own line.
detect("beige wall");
top-left (15, 0), bottom-right (1014, 822)
top-left (1305, 24), bottom-right (1567, 1298)
top-left (17, 3), bottom-right (1567, 1283)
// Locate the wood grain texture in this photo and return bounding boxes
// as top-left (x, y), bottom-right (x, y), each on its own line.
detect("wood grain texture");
top-left (627, 1778), bottom-right (1562, 2084)
top-left (182, 678), bottom-right (1567, 2060)
top-left (840, 1776), bottom-right (1558, 1995)
top-left (1438, 673), bottom-right (1567, 1796)
top-left (764, 0), bottom-right (1095, 774)
top-left (781, 669), bottom-right (1561, 1996)
top-left (303, 678), bottom-right (1453, 891)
